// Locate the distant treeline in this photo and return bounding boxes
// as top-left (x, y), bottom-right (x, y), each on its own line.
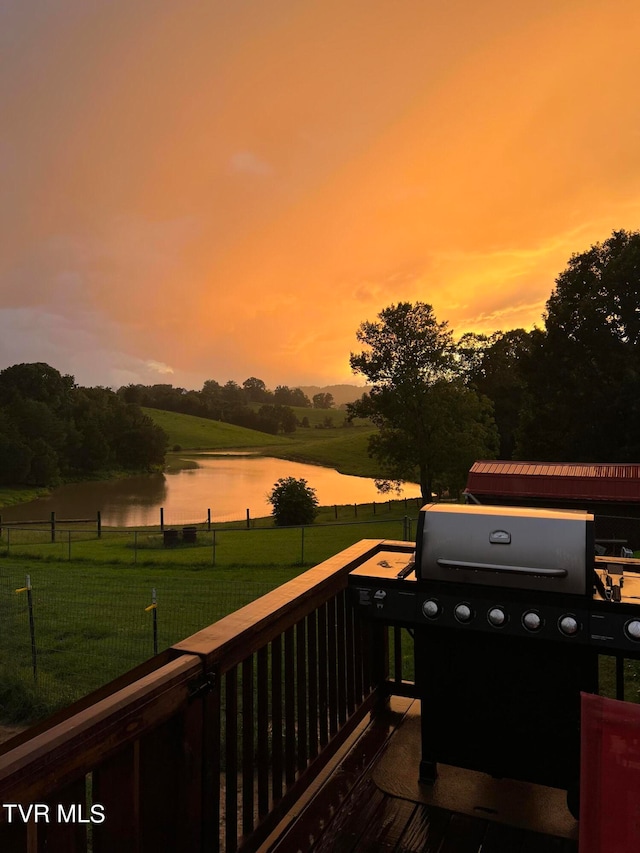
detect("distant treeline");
top-left (0, 363), bottom-right (167, 486)
top-left (116, 378), bottom-right (338, 436)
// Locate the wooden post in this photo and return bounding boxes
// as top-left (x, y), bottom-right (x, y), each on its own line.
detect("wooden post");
top-left (334, 505), bottom-right (338, 520)
top-left (160, 507), bottom-right (164, 532)
top-left (26, 575), bottom-right (37, 683)
top-left (373, 502), bottom-right (376, 515)
top-left (246, 509), bottom-right (250, 529)
top-left (354, 503), bottom-right (357, 518)
top-left (207, 508), bottom-right (211, 532)
top-left (97, 510), bottom-right (102, 538)
top-left (50, 511), bottom-right (56, 543)
top-left (152, 588), bottom-right (158, 656)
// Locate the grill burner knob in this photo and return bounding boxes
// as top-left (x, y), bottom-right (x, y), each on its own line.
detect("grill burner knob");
top-left (558, 615), bottom-right (579, 637)
top-left (422, 599), bottom-right (441, 619)
top-left (522, 610), bottom-right (542, 632)
top-left (625, 620), bottom-right (640, 641)
top-left (454, 603), bottom-right (473, 623)
top-left (487, 607), bottom-right (506, 627)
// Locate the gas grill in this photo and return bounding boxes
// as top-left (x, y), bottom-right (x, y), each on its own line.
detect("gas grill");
top-left (349, 502), bottom-right (640, 810)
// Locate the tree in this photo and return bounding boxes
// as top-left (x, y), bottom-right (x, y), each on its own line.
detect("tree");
top-left (243, 377), bottom-right (272, 403)
top-left (459, 329), bottom-right (535, 459)
top-left (348, 302), bottom-right (498, 500)
top-left (267, 477), bottom-right (319, 526)
top-left (312, 392), bottom-right (334, 409)
top-left (274, 385), bottom-right (311, 407)
top-left (516, 229), bottom-right (640, 461)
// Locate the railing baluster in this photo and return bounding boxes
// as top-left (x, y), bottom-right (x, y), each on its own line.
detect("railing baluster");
top-left (93, 744), bottom-right (139, 853)
top-left (207, 678), bottom-right (222, 853)
top-left (337, 591), bottom-right (347, 725)
top-left (317, 602), bottom-right (329, 747)
top-left (284, 627), bottom-right (296, 787)
top-left (242, 656), bottom-right (255, 837)
top-left (225, 667), bottom-right (238, 853)
top-left (353, 604), bottom-right (364, 704)
top-left (271, 635), bottom-right (283, 803)
top-left (327, 598), bottom-right (338, 736)
top-left (360, 614), bottom-right (372, 695)
top-left (307, 610), bottom-right (319, 760)
top-left (296, 618), bottom-right (308, 773)
top-left (41, 777), bottom-right (87, 852)
top-left (345, 595), bottom-right (356, 715)
top-left (257, 646), bottom-right (269, 819)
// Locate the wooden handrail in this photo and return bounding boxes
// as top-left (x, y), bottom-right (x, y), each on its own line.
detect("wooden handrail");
top-left (0, 655), bottom-right (202, 807)
top-left (172, 538), bottom-right (404, 672)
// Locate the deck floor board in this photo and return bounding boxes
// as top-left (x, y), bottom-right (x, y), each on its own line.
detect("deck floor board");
top-left (261, 699), bottom-right (578, 853)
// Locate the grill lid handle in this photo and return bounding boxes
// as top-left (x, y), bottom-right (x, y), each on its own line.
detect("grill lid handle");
top-left (436, 558), bottom-right (568, 578)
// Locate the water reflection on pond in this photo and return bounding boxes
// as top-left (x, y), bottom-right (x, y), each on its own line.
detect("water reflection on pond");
top-left (1, 455), bottom-right (420, 527)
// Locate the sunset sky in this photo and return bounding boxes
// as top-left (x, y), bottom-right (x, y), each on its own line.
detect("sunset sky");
top-left (2, 1), bottom-right (640, 391)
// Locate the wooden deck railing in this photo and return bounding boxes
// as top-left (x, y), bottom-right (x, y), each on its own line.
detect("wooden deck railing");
top-left (0, 539), bottom-right (414, 853)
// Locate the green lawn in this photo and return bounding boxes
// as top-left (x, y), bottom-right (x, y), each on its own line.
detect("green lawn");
top-left (0, 499), bottom-right (421, 720)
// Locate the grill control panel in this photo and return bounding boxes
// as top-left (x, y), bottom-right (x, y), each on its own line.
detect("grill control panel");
top-left (416, 589), bottom-right (589, 644)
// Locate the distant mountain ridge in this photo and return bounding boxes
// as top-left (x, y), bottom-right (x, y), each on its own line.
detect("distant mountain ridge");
top-left (299, 384), bottom-right (371, 407)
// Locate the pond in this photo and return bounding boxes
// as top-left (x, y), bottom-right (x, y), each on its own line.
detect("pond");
top-left (0, 455), bottom-right (421, 528)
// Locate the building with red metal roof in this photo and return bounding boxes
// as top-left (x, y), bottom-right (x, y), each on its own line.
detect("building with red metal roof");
top-left (465, 461), bottom-right (640, 504)
top-left (464, 461), bottom-right (640, 548)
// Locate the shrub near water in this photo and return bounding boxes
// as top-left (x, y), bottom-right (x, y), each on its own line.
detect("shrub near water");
top-left (267, 477), bottom-right (319, 526)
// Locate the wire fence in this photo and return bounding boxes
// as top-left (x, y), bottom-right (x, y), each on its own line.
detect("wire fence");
top-left (0, 515), bottom-right (417, 566)
top-left (0, 568), bottom-right (289, 716)
top-left (0, 512), bottom-right (419, 719)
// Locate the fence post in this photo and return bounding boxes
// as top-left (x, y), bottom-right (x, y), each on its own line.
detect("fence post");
top-left (207, 508), bottom-right (211, 532)
top-left (373, 502), bottom-right (376, 515)
top-left (354, 503), bottom-right (358, 518)
top-left (16, 575), bottom-right (37, 683)
top-left (334, 505), bottom-right (338, 520)
top-left (50, 511), bottom-right (56, 543)
top-left (27, 576), bottom-right (37, 682)
top-left (97, 510), bottom-right (102, 538)
top-left (160, 507), bottom-right (164, 532)
top-left (246, 509), bottom-right (251, 529)
top-left (146, 589), bottom-right (158, 655)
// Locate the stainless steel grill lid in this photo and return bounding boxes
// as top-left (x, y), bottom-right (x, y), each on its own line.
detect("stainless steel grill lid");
top-left (416, 503), bottom-right (594, 596)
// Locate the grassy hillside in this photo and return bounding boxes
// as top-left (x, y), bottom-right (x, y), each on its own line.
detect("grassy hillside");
top-left (141, 408), bottom-right (292, 450)
top-left (144, 407), bottom-right (379, 478)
